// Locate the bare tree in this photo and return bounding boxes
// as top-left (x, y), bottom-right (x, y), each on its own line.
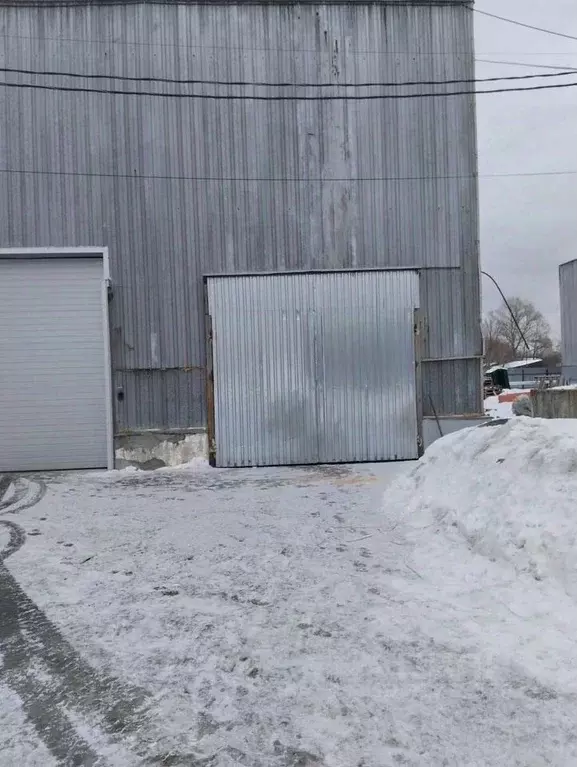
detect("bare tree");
top-left (482, 316), bottom-right (514, 365)
top-left (484, 297), bottom-right (553, 362)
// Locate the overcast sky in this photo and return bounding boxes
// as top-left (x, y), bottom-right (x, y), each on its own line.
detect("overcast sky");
top-left (474, 0), bottom-right (577, 339)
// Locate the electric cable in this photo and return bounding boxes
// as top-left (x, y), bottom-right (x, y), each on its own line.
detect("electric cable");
top-left (2, 78), bottom-right (577, 100)
top-left (474, 9), bottom-right (577, 44)
top-left (1, 64), bottom-right (576, 88)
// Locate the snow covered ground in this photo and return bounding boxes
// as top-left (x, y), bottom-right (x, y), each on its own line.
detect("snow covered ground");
top-left (2, 421), bottom-right (577, 766)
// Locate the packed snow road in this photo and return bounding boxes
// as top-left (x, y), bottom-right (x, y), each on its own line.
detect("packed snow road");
top-left (2, 421), bottom-right (577, 766)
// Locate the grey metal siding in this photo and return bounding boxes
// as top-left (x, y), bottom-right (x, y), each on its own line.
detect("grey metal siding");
top-left (422, 358), bottom-right (481, 415)
top-left (560, 259), bottom-right (577, 383)
top-left (0, 257), bottom-right (109, 471)
top-left (420, 266), bottom-right (482, 415)
top-left (207, 270), bottom-right (420, 466)
top-left (0, 2), bottom-right (480, 428)
top-left (420, 268), bottom-right (481, 361)
top-left (2, 1), bottom-right (470, 5)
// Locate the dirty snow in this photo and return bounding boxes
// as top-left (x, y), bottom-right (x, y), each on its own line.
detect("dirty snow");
top-left (115, 433), bottom-right (208, 469)
top-left (2, 423), bottom-right (577, 765)
top-left (484, 394), bottom-right (514, 419)
top-left (484, 389), bottom-right (529, 420)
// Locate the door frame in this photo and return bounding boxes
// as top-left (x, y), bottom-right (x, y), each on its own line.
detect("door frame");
top-left (0, 247), bottom-right (114, 470)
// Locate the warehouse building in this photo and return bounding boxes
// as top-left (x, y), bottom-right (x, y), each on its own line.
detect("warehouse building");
top-left (560, 259), bottom-right (577, 383)
top-left (0, 0), bottom-right (482, 471)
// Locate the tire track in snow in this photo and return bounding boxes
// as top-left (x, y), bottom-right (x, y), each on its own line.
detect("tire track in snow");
top-left (0, 473), bottom-right (13, 504)
top-left (0, 475), bottom-right (46, 514)
top-left (0, 481), bottom-right (152, 765)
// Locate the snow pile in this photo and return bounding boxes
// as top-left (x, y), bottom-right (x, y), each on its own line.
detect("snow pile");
top-left (115, 433), bottom-right (208, 469)
top-left (99, 456), bottom-right (209, 477)
top-left (391, 418), bottom-right (577, 592)
top-left (385, 417), bottom-right (577, 710)
top-left (157, 455), bottom-right (210, 473)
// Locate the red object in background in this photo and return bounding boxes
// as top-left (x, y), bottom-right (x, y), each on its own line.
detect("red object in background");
top-left (498, 391), bottom-right (532, 404)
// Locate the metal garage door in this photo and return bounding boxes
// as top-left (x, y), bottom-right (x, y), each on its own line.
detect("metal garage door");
top-left (206, 270), bottom-right (420, 467)
top-left (0, 253), bottom-right (112, 471)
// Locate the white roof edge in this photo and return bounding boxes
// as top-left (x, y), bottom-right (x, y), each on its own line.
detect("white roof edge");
top-left (486, 358), bottom-right (543, 374)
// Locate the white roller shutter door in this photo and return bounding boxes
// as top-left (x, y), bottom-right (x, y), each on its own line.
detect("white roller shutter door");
top-left (0, 256), bottom-right (110, 471)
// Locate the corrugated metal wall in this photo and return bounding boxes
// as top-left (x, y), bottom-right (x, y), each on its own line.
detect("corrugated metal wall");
top-left (560, 259), bottom-right (577, 383)
top-left (207, 270), bottom-right (420, 466)
top-left (0, 1), bottom-right (481, 430)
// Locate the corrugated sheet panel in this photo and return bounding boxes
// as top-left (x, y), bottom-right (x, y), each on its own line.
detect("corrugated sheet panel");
top-left (422, 358), bottom-right (482, 416)
top-left (1, 1), bottom-right (470, 5)
top-left (207, 270), bottom-right (420, 466)
top-left (560, 259), bottom-right (577, 378)
top-left (114, 369), bottom-right (206, 431)
top-left (314, 271), bottom-right (421, 464)
top-left (208, 274), bottom-right (317, 466)
top-left (420, 267), bottom-right (482, 360)
top-left (0, 2), bottom-right (479, 428)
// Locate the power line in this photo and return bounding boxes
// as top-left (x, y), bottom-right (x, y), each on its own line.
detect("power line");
top-left (3, 26), bottom-right (577, 57)
top-left (2, 78), bottom-right (577, 100)
top-left (473, 9), bottom-right (577, 44)
top-left (2, 65), bottom-right (576, 88)
top-left (1, 65), bottom-right (576, 88)
top-left (476, 58), bottom-right (577, 72)
top-left (0, 29), bottom-right (471, 55)
top-left (1, 168), bottom-right (576, 183)
top-left (477, 52), bottom-right (577, 56)
top-left (480, 171), bottom-right (577, 179)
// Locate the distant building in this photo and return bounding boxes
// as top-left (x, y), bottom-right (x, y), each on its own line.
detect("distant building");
top-left (560, 259), bottom-right (577, 383)
top-left (485, 358), bottom-right (562, 392)
top-left (0, 0), bottom-right (483, 470)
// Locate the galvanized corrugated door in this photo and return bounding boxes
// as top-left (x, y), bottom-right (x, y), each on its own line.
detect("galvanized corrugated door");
top-left (207, 270), bottom-right (419, 467)
top-left (314, 272), bottom-right (420, 463)
top-left (0, 257), bottom-right (110, 471)
top-left (207, 274), bottom-right (318, 467)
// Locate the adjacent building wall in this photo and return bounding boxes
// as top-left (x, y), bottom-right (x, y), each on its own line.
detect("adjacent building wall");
top-left (532, 388), bottom-right (577, 420)
top-left (0, 0), bottom-right (482, 432)
top-left (560, 259), bottom-right (577, 383)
